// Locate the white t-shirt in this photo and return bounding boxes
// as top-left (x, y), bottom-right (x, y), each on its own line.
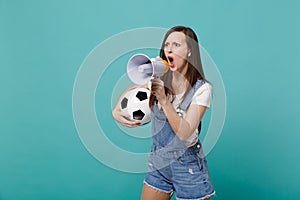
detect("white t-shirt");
top-left (170, 82), bottom-right (212, 147)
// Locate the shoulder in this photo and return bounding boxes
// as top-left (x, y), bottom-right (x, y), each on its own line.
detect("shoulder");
top-left (195, 82), bottom-right (212, 95)
top-left (191, 82), bottom-right (212, 108)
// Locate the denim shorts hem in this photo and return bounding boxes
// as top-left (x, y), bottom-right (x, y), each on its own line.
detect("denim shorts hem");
top-left (143, 180), bottom-right (173, 194)
top-left (176, 191), bottom-right (216, 200)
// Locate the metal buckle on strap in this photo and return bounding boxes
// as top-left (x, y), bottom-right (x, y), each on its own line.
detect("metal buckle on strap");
top-left (176, 108), bottom-right (184, 117)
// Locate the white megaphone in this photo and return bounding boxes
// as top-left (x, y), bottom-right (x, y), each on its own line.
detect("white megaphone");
top-left (127, 54), bottom-right (169, 85)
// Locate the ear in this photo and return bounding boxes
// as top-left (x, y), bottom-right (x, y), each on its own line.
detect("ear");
top-left (187, 48), bottom-right (191, 57)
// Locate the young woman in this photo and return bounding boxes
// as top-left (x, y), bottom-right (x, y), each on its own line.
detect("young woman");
top-left (112, 26), bottom-right (215, 200)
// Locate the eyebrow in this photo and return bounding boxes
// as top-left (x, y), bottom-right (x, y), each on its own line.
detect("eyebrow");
top-left (164, 41), bottom-right (182, 45)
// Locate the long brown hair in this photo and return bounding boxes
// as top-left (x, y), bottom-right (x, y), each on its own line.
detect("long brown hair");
top-left (149, 26), bottom-right (207, 108)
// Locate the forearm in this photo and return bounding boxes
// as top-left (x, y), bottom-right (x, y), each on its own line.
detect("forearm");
top-left (161, 100), bottom-right (194, 141)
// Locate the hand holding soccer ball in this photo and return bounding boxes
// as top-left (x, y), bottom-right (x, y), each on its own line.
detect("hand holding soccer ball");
top-left (118, 87), bottom-right (151, 126)
top-left (112, 107), bottom-right (141, 128)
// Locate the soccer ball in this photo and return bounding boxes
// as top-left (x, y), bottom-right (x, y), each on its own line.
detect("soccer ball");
top-left (120, 87), bottom-right (151, 125)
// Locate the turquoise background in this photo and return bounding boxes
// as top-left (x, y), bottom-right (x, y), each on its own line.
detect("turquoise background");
top-left (1, 0), bottom-right (299, 199)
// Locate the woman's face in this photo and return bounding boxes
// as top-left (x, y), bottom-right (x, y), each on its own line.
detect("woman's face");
top-left (164, 31), bottom-right (190, 73)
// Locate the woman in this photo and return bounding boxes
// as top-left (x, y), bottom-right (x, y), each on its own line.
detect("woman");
top-left (112, 26), bottom-right (215, 200)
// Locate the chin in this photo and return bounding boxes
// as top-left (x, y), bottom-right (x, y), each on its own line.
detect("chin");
top-left (169, 66), bottom-right (177, 72)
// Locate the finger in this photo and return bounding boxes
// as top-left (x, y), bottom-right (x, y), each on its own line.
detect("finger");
top-left (154, 77), bottom-right (163, 83)
top-left (151, 78), bottom-right (163, 85)
top-left (119, 115), bottom-right (141, 125)
top-left (123, 120), bottom-right (141, 128)
top-left (151, 78), bottom-right (162, 85)
top-left (124, 123), bottom-right (141, 128)
top-left (120, 117), bottom-right (137, 125)
top-left (151, 87), bottom-right (163, 94)
top-left (114, 109), bottom-right (141, 126)
top-left (121, 114), bottom-right (142, 125)
top-left (151, 82), bottom-right (163, 88)
top-left (120, 110), bottom-right (131, 119)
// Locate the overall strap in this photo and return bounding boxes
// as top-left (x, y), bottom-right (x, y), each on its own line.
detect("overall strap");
top-left (179, 79), bottom-right (205, 112)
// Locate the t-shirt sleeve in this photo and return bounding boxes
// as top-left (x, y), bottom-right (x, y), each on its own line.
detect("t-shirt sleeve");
top-left (190, 82), bottom-right (212, 108)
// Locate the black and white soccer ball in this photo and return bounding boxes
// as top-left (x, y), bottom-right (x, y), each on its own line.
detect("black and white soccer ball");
top-left (120, 87), bottom-right (151, 125)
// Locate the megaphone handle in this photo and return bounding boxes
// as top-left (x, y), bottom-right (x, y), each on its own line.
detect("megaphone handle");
top-left (148, 78), bottom-right (153, 91)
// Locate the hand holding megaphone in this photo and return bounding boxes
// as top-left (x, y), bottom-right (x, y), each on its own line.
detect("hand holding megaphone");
top-left (127, 54), bottom-right (169, 87)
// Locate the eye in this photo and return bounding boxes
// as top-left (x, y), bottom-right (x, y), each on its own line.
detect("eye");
top-left (174, 42), bottom-right (181, 47)
top-left (164, 42), bottom-right (170, 47)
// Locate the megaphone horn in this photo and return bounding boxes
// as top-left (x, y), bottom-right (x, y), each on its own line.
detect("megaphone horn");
top-left (127, 54), bottom-right (169, 85)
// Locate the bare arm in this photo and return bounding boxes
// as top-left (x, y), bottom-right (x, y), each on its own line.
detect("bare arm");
top-left (151, 78), bottom-right (207, 140)
top-left (160, 100), bottom-right (207, 140)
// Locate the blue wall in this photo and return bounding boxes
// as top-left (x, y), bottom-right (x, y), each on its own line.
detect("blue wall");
top-left (1, 0), bottom-right (299, 199)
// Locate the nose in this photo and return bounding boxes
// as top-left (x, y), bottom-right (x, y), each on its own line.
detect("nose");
top-left (166, 46), bottom-right (172, 53)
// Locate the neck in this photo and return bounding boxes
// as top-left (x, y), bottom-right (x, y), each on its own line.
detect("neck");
top-left (171, 62), bottom-right (189, 94)
top-left (173, 61), bottom-right (189, 81)
top-left (172, 71), bottom-right (188, 94)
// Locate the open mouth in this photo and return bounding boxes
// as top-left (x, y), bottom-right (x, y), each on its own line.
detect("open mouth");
top-left (167, 56), bottom-right (174, 67)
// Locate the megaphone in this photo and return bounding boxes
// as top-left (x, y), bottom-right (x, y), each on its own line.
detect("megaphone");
top-left (127, 54), bottom-right (169, 85)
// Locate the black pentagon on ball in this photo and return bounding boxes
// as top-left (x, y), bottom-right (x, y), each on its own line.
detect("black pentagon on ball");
top-left (133, 110), bottom-right (145, 120)
top-left (121, 97), bottom-right (128, 109)
top-left (136, 91), bottom-right (148, 101)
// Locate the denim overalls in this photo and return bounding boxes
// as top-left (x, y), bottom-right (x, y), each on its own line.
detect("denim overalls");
top-left (144, 80), bottom-right (216, 200)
